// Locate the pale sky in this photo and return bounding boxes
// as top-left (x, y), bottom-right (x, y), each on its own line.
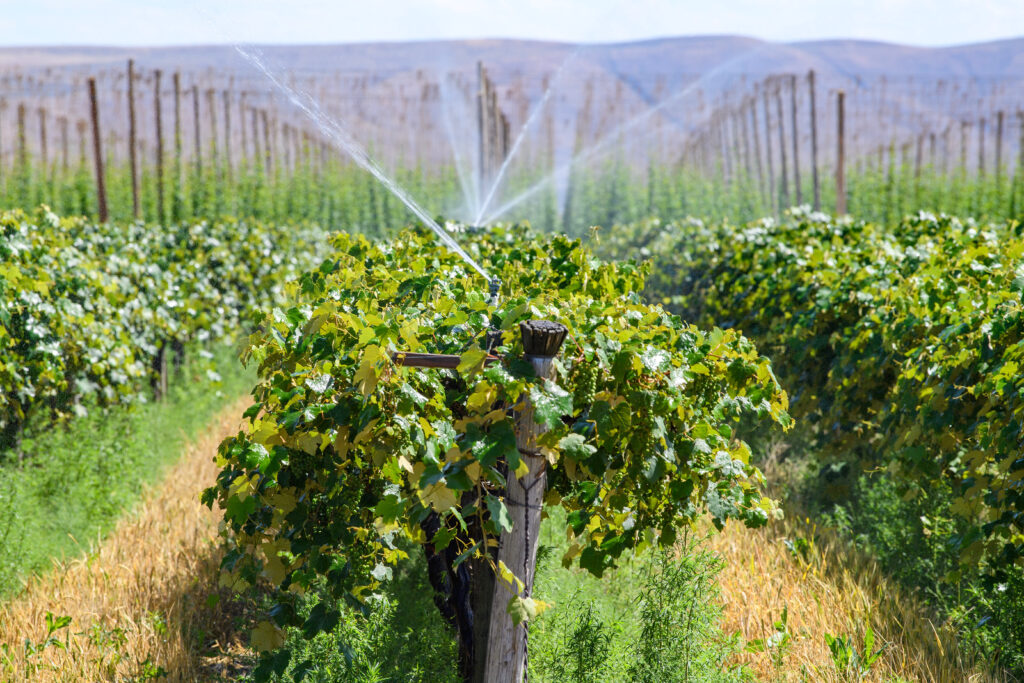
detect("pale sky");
top-left (2, 0), bottom-right (1023, 48)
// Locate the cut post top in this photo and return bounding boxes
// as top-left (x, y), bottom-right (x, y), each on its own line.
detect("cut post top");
top-left (519, 319), bottom-right (568, 358)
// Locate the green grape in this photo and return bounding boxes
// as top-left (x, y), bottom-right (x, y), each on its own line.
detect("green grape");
top-left (570, 358), bottom-right (599, 409)
top-left (630, 390), bottom-right (658, 456)
top-left (289, 449), bottom-right (318, 475)
top-left (689, 373), bottom-right (720, 409)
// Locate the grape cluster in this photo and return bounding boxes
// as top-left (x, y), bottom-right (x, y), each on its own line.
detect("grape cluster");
top-left (570, 358), bottom-right (600, 410)
top-left (630, 391), bottom-right (657, 456)
top-left (689, 373), bottom-right (720, 409)
top-left (289, 449), bottom-right (318, 476)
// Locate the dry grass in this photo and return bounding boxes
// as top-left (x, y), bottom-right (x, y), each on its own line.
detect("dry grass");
top-left (711, 514), bottom-right (1004, 682)
top-left (0, 397), bottom-right (253, 683)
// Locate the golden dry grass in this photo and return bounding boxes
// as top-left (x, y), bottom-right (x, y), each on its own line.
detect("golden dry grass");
top-left (0, 397), bottom-right (252, 683)
top-left (711, 514), bottom-right (1003, 682)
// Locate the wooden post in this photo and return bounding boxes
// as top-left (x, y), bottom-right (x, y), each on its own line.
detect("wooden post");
top-left (995, 110), bottom-right (1004, 187)
top-left (173, 72), bottom-right (183, 202)
top-left (206, 89), bottom-right (219, 174)
top-left (738, 105), bottom-right (752, 184)
top-left (239, 93), bottom-right (248, 163)
top-left (484, 320), bottom-right (568, 683)
top-left (261, 108), bottom-right (272, 174)
top-left (222, 90), bottom-right (233, 183)
top-left (251, 106), bottom-right (261, 166)
top-left (808, 70), bottom-right (820, 210)
top-left (914, 133), bottom-right (924, 205)
top-left (960, 120), bottom-right (968, 175)
top-left (477, 61), bottom-right (490, 206)
top-left (762, 84), bottom-right (776, 214)
top-left (87, 78), bottom-right (109, 222)
top-left (836, 90), bottom-right (846, 215)
top-left (37, 108), bottom-right (48, 169)
top-left (942, 125), bottom-right (951, 176)
top-left (127, 59), bottom-right (140, 219)
top-left (59, 116), bottom-right (69, 173)
top-left (192, 84), bottom-right (202, 176)
top-left (978, 116), bottom-right (986, 177)
top-left (16, 102), bottom-right (27, 173)
top-left (749, 96), bottom-right (766, 206)
top-left (154, 69), bottom-right (165, 223)
top-left (76, 119), bottom-right (88, 170)
top-left (775, 80), bottom-right (789, 209)
top-left (789, 74), bottom-right (802, 205)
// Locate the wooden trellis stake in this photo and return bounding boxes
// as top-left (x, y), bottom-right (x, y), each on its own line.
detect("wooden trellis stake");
top-left (192, 84), bottom-right (202, 177)
top-left (154, 70), bottom-right (165, 224)
top-left (789, 74), bottom-right (802, 205)
top-left (484, 319), bottom-right (568, 683)
top-left (808, 70), bottom-right (820, 210)
top-left (761, 84), bottom-right (776, 215)
top-left (127, 59), bottom-right (140, 219)
top-left (173, 72), bottom-right (183, 206)
top-left (390, 319), bottom-right (567, 683)
top-left (476, 62), bottom-right (511, 210)
top-left (37, 107), bottom-right (48, 169)
top-left (836, 90), bottom-right (846, 215)
top-left (88, 78), bottom-right (109, 223)
top-left (775, 79), bottom-right (790, 209)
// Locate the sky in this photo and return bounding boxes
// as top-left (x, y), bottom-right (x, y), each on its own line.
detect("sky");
top-left (2, 0), bottom-right (1023, 48)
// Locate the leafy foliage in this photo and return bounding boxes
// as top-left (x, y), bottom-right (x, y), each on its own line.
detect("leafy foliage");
top-left (600, 209), bottom-right (1024, 576)
top-left (203, 224), bottom-right (790, 670)
top-left (0, 207), bottom-right (325, 450)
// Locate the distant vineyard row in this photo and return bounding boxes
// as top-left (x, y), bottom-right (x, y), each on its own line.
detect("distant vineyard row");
top-left (599, 210), bottom-right (1024, 578)
top-left (0, 208), bottom-right (326, 451)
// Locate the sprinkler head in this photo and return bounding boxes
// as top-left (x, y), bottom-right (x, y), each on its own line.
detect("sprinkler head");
top-left (489, 277), bottom-right (501, 302)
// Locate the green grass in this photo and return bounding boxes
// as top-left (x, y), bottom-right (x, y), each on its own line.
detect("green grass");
top-left (0, 342), bottom-right (254, 598)
top-left (247, 509), bottom-right (744, 683)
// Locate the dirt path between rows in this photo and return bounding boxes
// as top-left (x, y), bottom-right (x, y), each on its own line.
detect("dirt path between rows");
top-left (0, 397), bottom-right (252, 682)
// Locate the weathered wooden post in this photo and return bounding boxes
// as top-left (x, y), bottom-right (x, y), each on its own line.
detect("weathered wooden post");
top-left (978, 116), bottom-right (987, 178)
top-left (789, 74), bottom-right (802, 205)
top-left (16, 102), bottom-right (27, 175)
top-left (749, 96), bottom-right (766, 206)
top-left (222, 89), bottom-right (233, 184)
top-left (761, 83), bottom-right (776, 215)
top-left (775, 80), bottom-right (790, 209)
top-left (261, 108), bottom-right (272, 174)
top-left (173, 72), bottom-right (183, 218)
top-left (127, 59), bottom-right (140, 219)
top-left (154, 69), bottom-right (165, 224)
top-left (192, 83), bottom-right (202, 176)
top-left (58, 115), bottom-right (69, 174)
top-left (995, 110), bottom-right (1004, 188)
top-left (239, 92), bottom-right (249, 163)
top-left (206, 88), bottom-right (219, 175)
top-left (477, 62), bottom-right (490, 206)
top-left (37, 107), bottom-right (48, 169)
top-left (88, 77), bottom-right (109, 223)
top-left (484, 320), bottom-right (568, 683)
top-left (808, 70), bottom-right (820, 210)
top-left (836, 90), bottom-right (846, 215)
top-left (76, 119), bottom-right (88, 170)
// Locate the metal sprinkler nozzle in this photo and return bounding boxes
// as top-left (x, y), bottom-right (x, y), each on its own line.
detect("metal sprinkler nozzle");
top-left (488, 277), bottom-right (501, 304)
